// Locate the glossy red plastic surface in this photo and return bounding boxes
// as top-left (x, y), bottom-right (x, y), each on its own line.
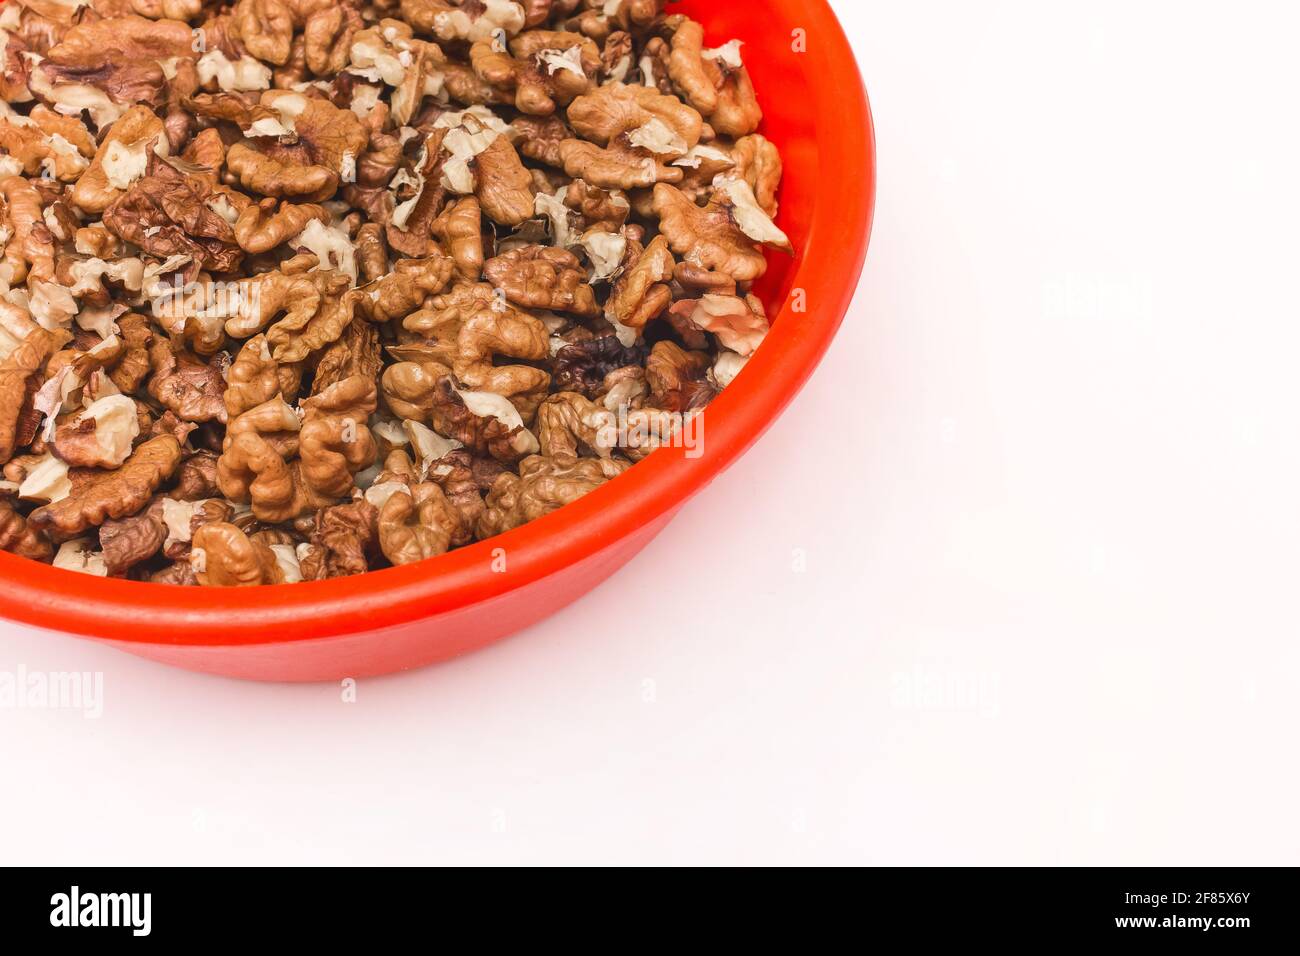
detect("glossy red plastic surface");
top-left (0, 0), bottom-right (876, 680)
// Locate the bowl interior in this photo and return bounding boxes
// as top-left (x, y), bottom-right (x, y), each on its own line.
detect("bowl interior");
top-left (0, 0), bottom-right (874, 648)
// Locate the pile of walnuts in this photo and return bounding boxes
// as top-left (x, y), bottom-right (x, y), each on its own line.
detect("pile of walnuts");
top-left (0, 0), bottom-right (790, 586)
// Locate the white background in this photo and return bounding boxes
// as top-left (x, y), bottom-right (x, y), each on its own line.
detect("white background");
top-left (2, 0), bottom-right (1297, 865)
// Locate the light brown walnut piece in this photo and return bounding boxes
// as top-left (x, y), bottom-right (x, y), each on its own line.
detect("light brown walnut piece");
top-left (303, 4), bottom-right (363, 77)
top-left (222, 393), bottom-right (301, 465)
top-left (476, 452), bottom-right (625, 538)
top-left (0, 27), bottom-right (35, 104)
top-left (484, 245), bottom-right (599, 317)
top-left (311, 318), bottom-right (382, 396)
top-left (593, 0), bottom-right (663, 33)
top-left (192, 521), bottom-right (286, 586)
top-left (651, 182), bottom-right (768, 283)
top-left (50, 394), bottom-right (141, 469)
top-left (221, 268), bottom-right (320, 341)
top-left (401, 0), bottom-right (526, 44)
top-left (146, 338), bottom-right (229, 424)
top-left (673, 260), bottom-right (737, 297)
top-left (148, 409), bottom-right (198, 446)
top-left (0, 296), bottom-right (41, 357)
top-left (45, 11), bottom-right (197, 63)
top-left (378, 482), bottom-right (460, 565)
top-left (219, 266), bottom-right (357, 364)
top-left (29, 434), bottom-right (183, 537)
top-left (451, 295), bottom-right (551, 420)
top-left (605, 234), bottom-right (674, 336)
top-left (729, 133), bottom-right (783, 219)
top-left (297, 498), bottom-right (378, 579)
top-left (635, 33), bottom-right (672, 92)
top-left (439, 59), bottom-right (513, 108)
top-left (381, 363), bottom-right (537, 463)
top-left (564, 179), bottom-right (629, 232)
top-left (38, 14), bottom-right (198, 114)
top-left (536, 391), bottom-right (616, 459)
top-left (512, 114), bottom-right (571, 168)
top-left (667, 19), bottom-right (762, 138)
top-left (0, 107), bottom-right (92, 182)
top-left (231, 0), bottom-right (297, 66)
top-left (470, 30), bottom-right (598, 116)
top-left (69, 105), bottom-right (168, 215)
top-left (645, 339), bottom-right (716, 413)
top-left (359, 254), bottom-right (455, 324)
top-left (0, 500), bottom-right (53, 562)
top-left (430, 196), bottom-right (485, 282)
top-left (384, 127), bottom-right (446, 258)
top-left (91, 0), bottom-right (204, 19)
top-left (97, 497), bottom-right (167, 576)
top-left (218, 405), bottom-right (335, 523)
top-left (598, 363), bottom-right (649, 409)
top-left (402, 282), bottom-right (495, 365)
top-left (669, 292), bottom-right (770, 357)
top-left (405, 283), bottom-right (548, 418)
top-left (380, 359), bottom-right (450, 422)
top-left (159, 498), bottom-right (236, 560)
top-left (234, 199), bottom-right (328, 254)
top-left (0, 326), bottom-right (62, 466)
top-left (557, 137), bottom-right (681, 191)
top-left (42, 200), bottom-right (78, 246)
top-left (566, 82), bottom-right (702, 154)
top-left (72, 224), bottom-right (121, 262)
top-left (225, 91), bottom-right (369, 202)
top-left (0, 175), bottom-right (55, 284)
top-left (473, 134), bottom-right (536, 227)
top-left (347, 20), bottom-right (428, 111)
top-left (354, 223), bottom-right (389, 283)
top-left (298, 374), bottom-right (378, 498)
top-left (263, 271), bottom-right (360, 364)
top-left (390, 38), bottom-right (453, 126)
top-left (600, 28), bottom-right (633, 80)
top-left (519, 0), bottom-right (562, 30)
top-left (177, 125), bottom-right (224, 172)
top-left (225, 335), bottom-right (286, 420)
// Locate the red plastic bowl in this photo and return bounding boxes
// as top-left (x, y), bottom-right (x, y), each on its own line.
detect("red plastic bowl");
top-left (0, 0), bottom-right (875, 681)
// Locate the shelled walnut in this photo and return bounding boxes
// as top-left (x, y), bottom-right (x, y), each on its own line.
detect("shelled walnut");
top-left (0, 0), bottom-right (790, 583)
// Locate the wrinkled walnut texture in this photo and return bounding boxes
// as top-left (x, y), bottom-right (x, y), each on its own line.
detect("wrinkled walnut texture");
top-left (0, 0), bottom-right (789, 584)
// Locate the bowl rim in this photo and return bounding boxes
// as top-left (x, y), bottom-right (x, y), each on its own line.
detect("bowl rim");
top-left (0, 0), bottom-right (877, 647)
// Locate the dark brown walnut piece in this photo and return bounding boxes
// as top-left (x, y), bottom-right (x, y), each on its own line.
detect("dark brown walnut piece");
top-left (298, 499), bottom-right (379, 580)
top-left (146, 339), bottom-right (229, 424)
top-left (173, 451), bottom-right (222, 501)
top-left (646, 340), bottom-right (716, 413)
top-left (98, 498), bottom-right (168, 576)
top-left (425, 449), bottom-right (507, 546)
top-left (102, 160), bottom-right (247, 273)
top-left (553, 335), bottom-right (649, 399)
